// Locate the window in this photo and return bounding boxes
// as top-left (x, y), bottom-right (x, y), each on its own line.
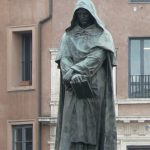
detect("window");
top-left (13, 125), bottom-right (33, 150)
top-left (129, 38), bottom-right (150, 98)
top-left (21, 33), bottom-right (32, 84)
top-left (129, 0), bottom-right (150, 3)
top-left (7, 26), bottom-right (36, 91)
top-left (127, 145), bottom-right (150, 150)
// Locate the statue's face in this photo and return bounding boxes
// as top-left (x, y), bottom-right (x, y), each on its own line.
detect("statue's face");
top-left (76, 8), bottom-right (93, 28)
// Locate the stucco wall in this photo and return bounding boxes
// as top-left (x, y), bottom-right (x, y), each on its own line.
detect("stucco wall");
top-left (0, 0), bottom-right (51, 149)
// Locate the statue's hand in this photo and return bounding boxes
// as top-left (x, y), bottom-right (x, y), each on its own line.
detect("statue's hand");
top-left (71, 74), bottom-right (85, 84)
top-left (63, 69), bottom-right (74, 83)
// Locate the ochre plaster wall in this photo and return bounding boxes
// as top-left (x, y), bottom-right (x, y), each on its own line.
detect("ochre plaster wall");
top-left (0, 0), bottom-right (51, 149)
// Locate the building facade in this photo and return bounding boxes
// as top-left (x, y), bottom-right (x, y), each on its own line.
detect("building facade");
top-left (1, 0), bottom-right (150, 150)
top-left (49, 0), bottom-right (150, 150)
top-left (0, 0), bottom-right (52, 150)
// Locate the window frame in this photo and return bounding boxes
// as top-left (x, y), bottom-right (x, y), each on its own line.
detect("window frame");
top-left (7, 25), bottom-right (37, 91)
top-left (127, 145), bottom-right (150, 150)
top-left (7, 120), bottom-right (36, 150)
top-left (129, 0), bottom-right (150, 3)
top-left (13, 124), bottom-right (33, 150)
top-left (21, 32), bottom-right (32, 83)
top-left (128, 37), bottom-right (150, 98)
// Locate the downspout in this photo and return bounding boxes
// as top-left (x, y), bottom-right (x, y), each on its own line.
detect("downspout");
top-left (37, 0), bottom-right (52, 150)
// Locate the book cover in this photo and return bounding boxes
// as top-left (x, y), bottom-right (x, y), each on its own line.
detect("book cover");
top-left (71, 80), bottom-right (94, 99)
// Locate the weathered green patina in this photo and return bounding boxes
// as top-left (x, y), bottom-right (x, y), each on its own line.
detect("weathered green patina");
top-left (55, 0), bottom-right (117, 150)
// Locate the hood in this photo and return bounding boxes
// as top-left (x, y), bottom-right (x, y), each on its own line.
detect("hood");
top-left (64, 0), bottom-right (117, 66)
top-left (66, 0), bottom-right (105, 31)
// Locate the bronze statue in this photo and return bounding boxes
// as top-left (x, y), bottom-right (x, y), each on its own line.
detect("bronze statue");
top-left (55, 0), bottom-right (117, 150)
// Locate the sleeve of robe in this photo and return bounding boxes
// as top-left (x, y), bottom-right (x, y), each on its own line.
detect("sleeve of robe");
top-left (71, 47), bottom-right (106, 77)
top-left (57, 33), bottom-right (74, 77)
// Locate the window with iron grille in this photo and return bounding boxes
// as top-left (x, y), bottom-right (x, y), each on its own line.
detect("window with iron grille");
top-left (129, 38), bottom-right (150, 98)
top-left (22, 33), bottom-right (32, 83)
top-left (127, 145), bottom-right (150, 150)
top-left (13, 125), bottom-right (33, 150)
top-left (129, 0), bottom-right (150, 3)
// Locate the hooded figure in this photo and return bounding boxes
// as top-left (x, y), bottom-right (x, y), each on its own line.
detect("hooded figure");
top-left (55, 0), bottom-right (117, 150)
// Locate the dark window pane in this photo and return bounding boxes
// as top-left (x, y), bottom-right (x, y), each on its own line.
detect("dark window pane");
top-left (25, 127), bottom-right (32, 141)
top-left (15, 142), bottom-right (22, 150)
top-left (14, 128), bottom-right (22, 142)
top-left (128, 145), bottom-right (150, 150)
top-left (130, 0), bottom-right (150, 2)
top-left (22, 33), bottom-right (32, 82)
top-left (26, 142), bottom-right (32, 150)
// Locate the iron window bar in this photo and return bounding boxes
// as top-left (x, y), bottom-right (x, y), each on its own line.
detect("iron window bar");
top-left (129, 75), bottom-right (150, 98)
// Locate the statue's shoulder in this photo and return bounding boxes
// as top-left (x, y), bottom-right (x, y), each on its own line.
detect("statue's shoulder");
top-left (103, 29), bottom-right (113, 39)
top-left (60, 32), bottom-right (70, 42)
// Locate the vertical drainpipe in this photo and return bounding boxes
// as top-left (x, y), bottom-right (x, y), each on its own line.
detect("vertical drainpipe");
top-left (38, 0), bottom-right (52, 150)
